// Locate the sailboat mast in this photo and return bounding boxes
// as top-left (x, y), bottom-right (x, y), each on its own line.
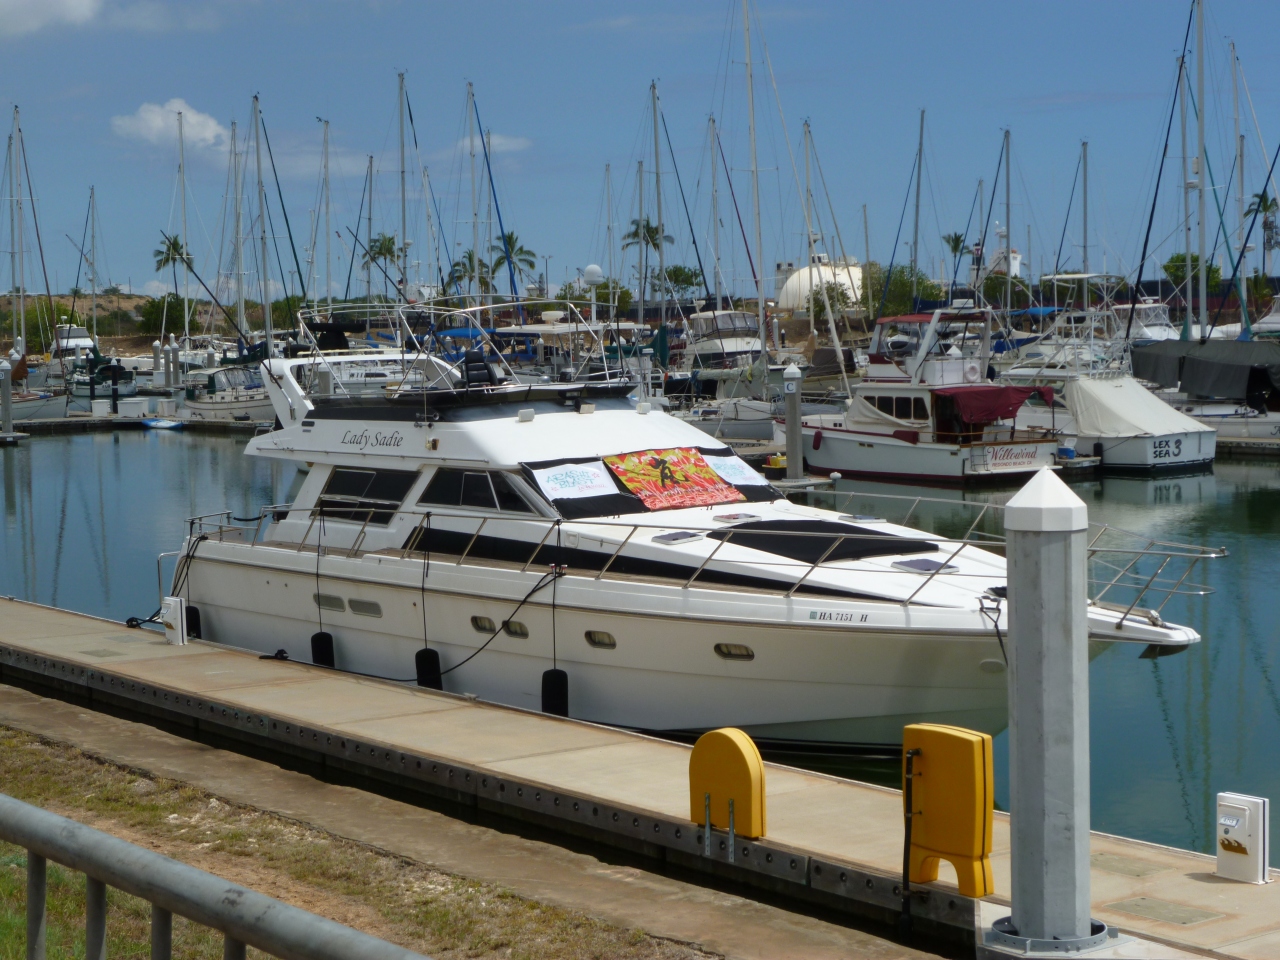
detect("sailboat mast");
top-left (398, 72), bottom-right (407, 295)
top-left (13, 108), bottom-right (25, 355)
top-left (710, 117), bottom-right (721, 309)
top-left (253, 97), bottom-right (273, 353)
top-left (90, 186), bottom-right (97, 342)
top-left (1081, 141), bottom-right (1089, 311)
top-left (742, 0), bottom-right (766, 348)
top-left (323, 120), bottom-right (331, 308)
top-left (862, 203), bottom-right (872, 322)
top-left (366, 155), bottom-right (373, 304)
top-left (178, 110), bottom-right (190, 340)
top-left (232, 121), bottom-right (245, 335)
top-left (1196, 0), bottom-right (1207, 333)
top-left (467, 83), bottom-right (479, 309)
top-left (911, 108), bottom-right (923, 308)
top-left (605, 163), bottom-right (615, 321)
top-left (6, 135), bottom-right (15, 355)
top-left (1232, 42), bottom-right (1244, 269)
top-left (651, 82), bottom-right (665, 326)
top-left (805, 120), bottom-right (815, 332)
top-left (1005, 129), bottom-right (1013, 318)
top-left (637, 160), bottom-right (645, 323)
top-left (1180, 56), bottom-right (1192, 335)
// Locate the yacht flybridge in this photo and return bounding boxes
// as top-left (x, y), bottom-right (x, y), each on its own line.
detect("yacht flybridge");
top-left (166, 350), bottom-right (1205, 748)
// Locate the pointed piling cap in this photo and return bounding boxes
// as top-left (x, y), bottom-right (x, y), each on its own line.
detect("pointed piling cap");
top-left (1004, 466), bottom-right (1087, 533)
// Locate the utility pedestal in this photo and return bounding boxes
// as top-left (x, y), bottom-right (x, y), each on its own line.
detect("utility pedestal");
top-left (988, 467), bottom-right (1109, 954)
top-left (783, 363), bottom-right (803, 480)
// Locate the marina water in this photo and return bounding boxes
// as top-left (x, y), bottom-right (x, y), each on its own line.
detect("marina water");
top-left (2, 431), bottom-right (1277, 864)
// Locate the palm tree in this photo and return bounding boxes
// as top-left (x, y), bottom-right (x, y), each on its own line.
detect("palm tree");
top-left (1246, 191), bottom-right (1279, 275)
top-left (448, 249), bottom-right (492, 298)
top-left (490, 232), bottom-right (537, 289)
top-left (362, 233), bottom-right (399, 300)
top-left (621, 217), bottom-right (673, 254)
top-left (153, 233), bottom-right (190, 333)
top-left (942, 232), bottom-right (966, 285)
top-left (622, 217), bottom-right (673, 301)
top-left (154, 233), bottom-right (190, 299)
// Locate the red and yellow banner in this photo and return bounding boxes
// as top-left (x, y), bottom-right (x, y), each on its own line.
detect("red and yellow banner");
top-left (603, 447), bottom-right (745, 511)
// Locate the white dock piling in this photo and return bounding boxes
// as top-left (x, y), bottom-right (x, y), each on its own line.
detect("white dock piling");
top-left (784, 362), bottom-right (802, 480)
top-left (993, 467), bottom-right (1106, 952)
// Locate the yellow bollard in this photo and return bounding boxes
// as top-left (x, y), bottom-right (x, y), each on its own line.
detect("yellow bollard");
top-left (902, 723), bottom-right (994, 898)
top-left (689, 727), bottom-right (766, 839)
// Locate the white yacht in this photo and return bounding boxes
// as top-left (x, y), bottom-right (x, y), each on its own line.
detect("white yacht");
top-left (165, 349), bottom-right (1201, 747)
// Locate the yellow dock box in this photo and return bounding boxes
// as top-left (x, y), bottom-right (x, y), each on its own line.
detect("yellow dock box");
top-left (689, 727), bottom-right (766, 839)
top-left (902, 723), bottom-right (994, 898)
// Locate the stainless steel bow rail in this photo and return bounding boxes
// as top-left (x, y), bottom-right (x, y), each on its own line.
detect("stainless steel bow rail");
top-left (0, 792), bottom-right (429, 960)
top-left (181, 486), bottom-right (1225, 623)
top-left (795, 487), bottom-right (1228, 623)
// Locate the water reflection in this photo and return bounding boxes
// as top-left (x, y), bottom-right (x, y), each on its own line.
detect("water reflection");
top-left (1, 438), bottom-right (1277, 861)
top-left (0, 433), bottom-right (298, 623)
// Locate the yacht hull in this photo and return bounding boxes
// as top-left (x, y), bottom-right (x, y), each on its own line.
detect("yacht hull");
top-left (800, 423), bottom-right (1057, 485)
top-left (180, 541), bottom-right (1013, 747)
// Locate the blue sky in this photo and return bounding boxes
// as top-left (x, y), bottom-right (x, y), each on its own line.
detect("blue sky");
top-left (3, 0), bottom-right (1278, 302)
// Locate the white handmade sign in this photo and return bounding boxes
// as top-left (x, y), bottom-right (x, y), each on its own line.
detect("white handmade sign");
top-left (704, 454), bottom-right (770, 486)
top-left (530, 461), bottom-right (617, 499)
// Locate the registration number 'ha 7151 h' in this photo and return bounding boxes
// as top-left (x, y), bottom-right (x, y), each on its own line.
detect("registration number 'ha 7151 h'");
top-left (809, 610), bottom-right (869, 623)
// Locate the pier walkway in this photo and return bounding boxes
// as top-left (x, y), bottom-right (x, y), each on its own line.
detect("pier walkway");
top-left (1, 598), bottom-right (1276, 958)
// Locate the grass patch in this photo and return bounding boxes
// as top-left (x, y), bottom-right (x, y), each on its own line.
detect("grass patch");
top-left (0, 727), bottom-right (708, 959)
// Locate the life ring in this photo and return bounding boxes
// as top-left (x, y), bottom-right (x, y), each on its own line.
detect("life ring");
top-left (962, 360), bottom-right (981, 383)
top-left (813, 428), bottom-right (823, 450)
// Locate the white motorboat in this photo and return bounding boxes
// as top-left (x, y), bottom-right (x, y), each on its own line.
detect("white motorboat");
top-left (163, 349), bottom-right (1203, 748)
top-left (1008, 374), bottom-right (1216, 473)
top-left (799, 311), bottom-right (1061, 484)
top-left (182, 365), bottom-right (275, 423)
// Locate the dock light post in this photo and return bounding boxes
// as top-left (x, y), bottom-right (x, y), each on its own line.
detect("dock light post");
top-left (990, 467), bottom-right (1109, 953)
top-left (783, 363), bottom-right (803, 480)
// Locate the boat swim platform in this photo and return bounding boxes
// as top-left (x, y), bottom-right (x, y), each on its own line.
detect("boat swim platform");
top-left (0, 598), bottom-right (1276, 959)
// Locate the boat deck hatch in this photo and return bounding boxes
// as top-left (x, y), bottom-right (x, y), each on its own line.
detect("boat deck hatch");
top-left (708, 520), bottom-right (937, 564)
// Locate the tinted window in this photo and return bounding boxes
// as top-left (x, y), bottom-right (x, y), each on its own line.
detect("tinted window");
top-left (876, 396), bottom-right (894, 414)
top-left (913, 397), bottom-right (929, 420)
top-left (419, 468), bottom-right (464, 506)
top-left (894, 397), bottom-right (912, 420)
top-left (320, 468), bottom-right (417, 524)
top-left (491, 472), bottom-right (533, 513)
top-left (460, 472), bottom-right (498, 510)
top-left (420, 468), bottom-right (532, 514)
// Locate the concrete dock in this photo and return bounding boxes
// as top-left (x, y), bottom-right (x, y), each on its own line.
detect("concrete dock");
top-left (1, 597), bottom-right (1276, 958)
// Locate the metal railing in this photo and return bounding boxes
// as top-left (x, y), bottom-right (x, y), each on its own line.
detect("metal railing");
top-left (182, 488), bottom-right (1225, 618)
top-left (0, 792), bottom-right (429, 960)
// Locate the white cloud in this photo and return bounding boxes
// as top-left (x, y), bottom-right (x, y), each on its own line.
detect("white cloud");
top-left (142, 279), bottom-right (170, 298)
top-left (0, 0), bottom-right (100, 37)
top-left (0, 0), bottom-right (220, 36)
top-left (450, 133), bottom-right (532, 157)
top-left (111, 98), bottom-right (228, 151)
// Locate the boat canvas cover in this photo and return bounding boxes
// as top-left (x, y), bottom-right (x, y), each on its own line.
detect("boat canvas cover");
top-left (932, 385), bottom-right (1054, 424)
top-left (1132, 340), bottom-right (1280, 399)
top-left (1064, 376), bottom-right (1211, 438)
top-left (604, 448), bottom-right (746, 511)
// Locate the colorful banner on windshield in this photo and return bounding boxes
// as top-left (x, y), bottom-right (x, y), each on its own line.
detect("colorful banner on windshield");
top-left (603, 447), bottom-right (745, 511)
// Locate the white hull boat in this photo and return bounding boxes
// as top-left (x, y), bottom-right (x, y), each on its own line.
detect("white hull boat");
top-left (165, 350), bottom-right (1204, 748)
top-left (1015, 376), bottom-right (1216, 473)
top-left (799, 310), bottom-right (1061, 484)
